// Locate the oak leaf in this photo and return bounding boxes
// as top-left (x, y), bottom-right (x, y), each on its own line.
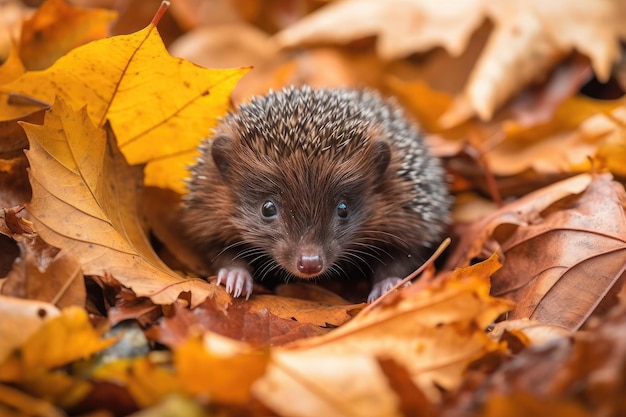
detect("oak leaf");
top-left (22, 98), bottom-right (229, 307)
top-left (2, 15), bottom-right (248, 193)
top-left (448, 173), bottom-right (626, 330)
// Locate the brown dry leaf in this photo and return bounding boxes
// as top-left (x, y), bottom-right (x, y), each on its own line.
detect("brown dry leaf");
top-left (147, 298), bottom-right (330, 348)
top-left (486, 96), bottom-right (623, 177)
top-left (22, 98), bottom-right (229, 308)
top-left (253, 256), bottom-right (513, 415)
top-left (449, 304), bottom-right (626, 417)
top-left (448, 173), bottom-right (626, 330)
top-left (90, 274), bottom-right (162, 327)
top-left (2, 245), bottom-right (86, 309)
top-left (247, 293), bottom-right (362, 327)
top-left (18, 0), bottom-right (117, 70)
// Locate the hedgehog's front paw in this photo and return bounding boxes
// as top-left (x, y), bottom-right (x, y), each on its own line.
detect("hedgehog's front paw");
top-left (216, 266), bottom-right (254, 299)
top-left (367, 277), bottom-right (411, 303)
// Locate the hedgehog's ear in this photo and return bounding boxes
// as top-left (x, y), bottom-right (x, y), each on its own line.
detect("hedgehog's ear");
top-left (211, 135), bottom-right (235, 182)
top-left (369, 140), bottom-right (391, 178)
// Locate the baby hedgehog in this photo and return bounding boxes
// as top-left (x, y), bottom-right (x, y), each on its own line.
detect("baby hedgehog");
top-left (183, 86), bottom-right (451, 302)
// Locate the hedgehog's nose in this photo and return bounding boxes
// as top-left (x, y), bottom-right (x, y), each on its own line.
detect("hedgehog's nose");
top-left (297, 253), bottom-right (323, 275)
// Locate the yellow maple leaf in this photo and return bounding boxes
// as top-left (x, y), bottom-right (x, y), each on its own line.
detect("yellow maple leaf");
top-left (19, 0), bottom-right (117, 70)
top-left (2, 9), bottom-right (249, 193)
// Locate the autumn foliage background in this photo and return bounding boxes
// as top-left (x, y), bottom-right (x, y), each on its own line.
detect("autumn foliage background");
top-left (1, 0), bottom-right (626, 416)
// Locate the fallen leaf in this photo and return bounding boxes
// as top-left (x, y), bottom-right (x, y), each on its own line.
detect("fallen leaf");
top-left (0, 48), bottom-right (46, 121)
top-left (488, 96), bottom-right (622, 177)
top-left (22, 98), bottom-right (229, 308)
top-left (88, 274), bottom-right (161, 327)
top-left (0, 306), bottom-right (115, 381)
top-left (18, 0), bottom-right (117, 70)
top-left (0, 295), bottom-right (59, 363)
top-left (276, 0), bottom-right (485, 60)
top-left (0, 383), bottom-right (67, 417)
top-left (2, 13), bottom-right (249, 193)
top-left (92, 356), bottom-right (179, 409)
top-left (277, 0), bottom-right (626, 123)
top-left (254, 352), bottom-right (403, 417)
top-left (448, 303), bottom-right (626, 417)
top-left (448, 173), bottom-right (626, 330)
top-left (147, 298), bottom-right (329, 348)
top-left (253, 255), bottom-right (513, 414)
top-left (0, 1), bottom-right (32, 61)
top-left (2, 245), bottom-right (86, 309)
top-left (175, 333), bottom-right (269, 404)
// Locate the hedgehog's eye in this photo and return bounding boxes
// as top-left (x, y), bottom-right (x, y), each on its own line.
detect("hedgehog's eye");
top-left (336, 201), bottom-right (348, 219)
top-left (261, 200), bottom-right (278, 219)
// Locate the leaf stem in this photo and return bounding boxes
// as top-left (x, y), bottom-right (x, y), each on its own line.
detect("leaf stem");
top-left (151, 1), bottom-right (171, 27)
top-left (361, 237), bottom-right (451, 315)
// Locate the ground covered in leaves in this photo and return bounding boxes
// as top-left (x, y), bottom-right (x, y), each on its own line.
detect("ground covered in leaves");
top-left (1, 0), bottom-right (626, 416)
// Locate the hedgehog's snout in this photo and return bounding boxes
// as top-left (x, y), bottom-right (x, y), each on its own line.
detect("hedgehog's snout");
top-left (275, 241), bottom-right (329, 279)
top-left (297, 252), bottom-right (324, 276)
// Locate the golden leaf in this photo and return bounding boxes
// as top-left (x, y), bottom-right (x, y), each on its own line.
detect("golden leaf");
top-left (22, 98), bottom-right (231, 307)
top-left (3, 17), bottom-right (248, 193)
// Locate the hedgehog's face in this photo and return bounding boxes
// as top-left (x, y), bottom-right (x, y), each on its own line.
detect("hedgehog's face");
top-left (238, 187), bottom-right (371, 280)
top-left (210, 134), bottom-right (393, 281)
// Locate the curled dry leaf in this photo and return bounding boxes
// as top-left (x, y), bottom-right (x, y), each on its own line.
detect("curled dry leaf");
top-left (448, 173), bottom-right (626, 330)
top-left (449, 304), bottom-right (626, 417)
top-left (22, 98), bottom-right (229, 308)
top-left (2, 245), bottom-right (86, 309)
top-left (253, 256), bottom-right (513, 415)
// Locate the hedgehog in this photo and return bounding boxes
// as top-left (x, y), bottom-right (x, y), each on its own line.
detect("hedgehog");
top-left (182, 86), bottom-right (451, 302)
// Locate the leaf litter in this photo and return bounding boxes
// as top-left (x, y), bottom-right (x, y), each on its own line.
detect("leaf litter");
top-left (1, 0), bottom-right (626, 416)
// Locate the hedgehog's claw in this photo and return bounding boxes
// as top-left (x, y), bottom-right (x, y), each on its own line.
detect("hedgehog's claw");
top-left (367, 277), bottom-right (411, 303)
top-left (217, 266), bottom-right (254, 299)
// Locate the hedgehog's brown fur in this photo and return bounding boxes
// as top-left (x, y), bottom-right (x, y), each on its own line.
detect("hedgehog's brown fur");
top-left (183, 86), bottom-right (451, 301)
